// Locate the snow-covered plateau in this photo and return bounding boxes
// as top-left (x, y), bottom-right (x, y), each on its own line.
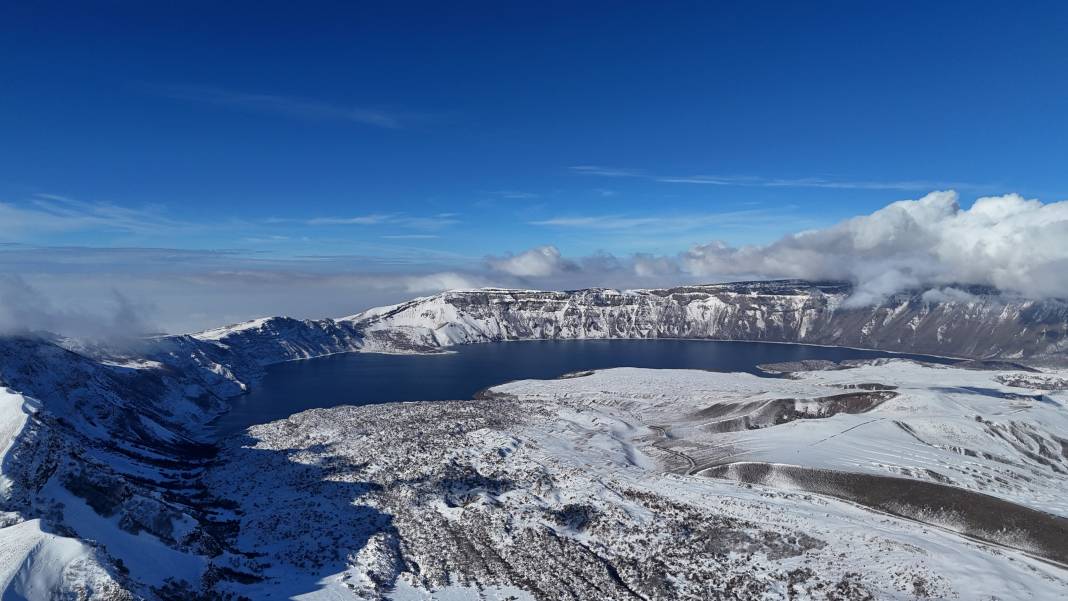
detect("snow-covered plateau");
top-left (0, 281), bottom-right (1067, 599)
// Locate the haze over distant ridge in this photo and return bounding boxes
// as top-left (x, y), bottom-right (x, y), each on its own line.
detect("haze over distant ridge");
top-left (2, 190), bottom-right (1066, 336)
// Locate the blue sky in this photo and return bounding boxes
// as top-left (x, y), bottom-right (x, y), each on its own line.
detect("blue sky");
top-left (3, 1), bottom-right (1068, 331)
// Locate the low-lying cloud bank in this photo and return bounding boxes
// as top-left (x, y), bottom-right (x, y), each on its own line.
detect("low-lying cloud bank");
top-left (0, 275), bottom-right (156, 341)
top-left (2, 191), bottom-right (1065, 336)
top-left (485, 191), bottom-right (1068, 306)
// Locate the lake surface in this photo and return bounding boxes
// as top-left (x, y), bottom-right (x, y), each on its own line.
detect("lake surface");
top-left (213, 339), bottom-right (955, 436)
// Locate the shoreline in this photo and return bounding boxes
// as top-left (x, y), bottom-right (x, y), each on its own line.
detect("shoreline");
top-left (209, 337), bottom-right (978, 439)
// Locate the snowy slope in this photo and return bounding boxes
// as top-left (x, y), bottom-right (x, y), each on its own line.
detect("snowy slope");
top-left (0, 337), bottom-right (240, 599)
top-left (0, 388), bottom-right (128, 600)
top-left (199, 360), bottom-right (1068, 600)
top-left (0, 519), bottom-right (125, 600)
top-left (0, 387), bottom-right (32, 503)
top-left (490, 361), bottom-right (1068, 517)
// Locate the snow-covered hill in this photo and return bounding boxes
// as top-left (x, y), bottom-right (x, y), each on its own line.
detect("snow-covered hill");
top-left (1, 280), bottom-right (1068, 598)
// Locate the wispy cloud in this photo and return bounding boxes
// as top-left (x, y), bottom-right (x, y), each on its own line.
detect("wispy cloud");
top-left (494, 190), bottom-right (540, 199)
top-left (570, 165), bottom-right (989, 191)
top-left (149, 84), bottom-right (409, 129)
top-left (306, 214), bottom-right (394, 225)
top-left (1, 194), bottom-right (193, 238)
top-left (531, 209), bottom-right (786, 232)
top-left (306, 213), bottom-right (460, 231)
top-left (570, 165), bottom-right (645, 178)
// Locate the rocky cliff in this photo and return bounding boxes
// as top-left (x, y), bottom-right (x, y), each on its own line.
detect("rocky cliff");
top-left (341, 281), bottom-right (1068, 363)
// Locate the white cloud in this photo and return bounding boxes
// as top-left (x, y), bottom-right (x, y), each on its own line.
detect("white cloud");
top-left (0, 195), bottom-right (191, 238)
top-left (307, 214), bottom-right (394, 225)
top-left (569, 165), bottom-right (644, 178)
top-left (399, 272), bottom-right (485, 292)
top-left (307, 213), bottom-right (460, 230)
top-left (571, 165), bottom-right (988, 191)
top-left (151, 84), bottom-right (406, 128)
top-left (921, 287), bottom-right (981, 304)
top-left (681, 191), bottom-right (1068, 302)
top-left (530, 209), bottom-right (785, 233)
top-left (632, 254), bottom-right (680, 278)
top-left (486, 246), bottom-right (575, 277)
top-left (494, 191), bottom-right (540, 199)
top-left (494, 190), bottom-right (1068, 304)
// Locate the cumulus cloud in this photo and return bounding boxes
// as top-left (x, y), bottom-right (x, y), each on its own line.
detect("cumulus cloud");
top-left (486, 246), bottom-right (577, 277)
top-left (632, 254), bottom-right (681, 278)
top-left (482, 246), bottom-right (691, 291)
top-left (680, 191), bottom-right (1068, 303)
top-left (493, 191), bottom-right (1068, 305)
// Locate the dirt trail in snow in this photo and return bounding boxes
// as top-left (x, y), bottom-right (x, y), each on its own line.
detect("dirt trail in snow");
top-left (648, 425), bottom-right (698, 475)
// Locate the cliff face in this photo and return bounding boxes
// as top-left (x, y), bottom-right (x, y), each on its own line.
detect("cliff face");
top-left (345, 281), bottom-right (1068, 362)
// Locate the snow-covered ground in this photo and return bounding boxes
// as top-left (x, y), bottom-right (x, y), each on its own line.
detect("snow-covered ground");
top-left (200, 360), bottom-right (1068, 600)
top-left (492, 361), bottom-right (1068, 519)
top-left (0, 388), bottom-right (128, 599)
top-left (0, 387), bottom-right (33, 502)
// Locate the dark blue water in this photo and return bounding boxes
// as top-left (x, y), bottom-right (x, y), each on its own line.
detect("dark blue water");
top-left (214, 339), bottom-right (954, 435)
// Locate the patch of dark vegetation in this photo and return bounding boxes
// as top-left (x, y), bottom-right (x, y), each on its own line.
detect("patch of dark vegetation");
top-left (757, 360), bottom-right (851, 373)
top-left (549, 503), bottom-right (598, 531)
top-left (472, 386), bottom-right (519, 401)
top-left (63, 470), bottom-right (129, 517)
top-left (827, 572), bottom-right (875, 601)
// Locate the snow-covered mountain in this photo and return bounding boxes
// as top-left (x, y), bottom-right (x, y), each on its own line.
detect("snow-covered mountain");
top-left (1, 280), bottom-right (1068, 599)
top-left (200, 281), bottom-right (1068, 364)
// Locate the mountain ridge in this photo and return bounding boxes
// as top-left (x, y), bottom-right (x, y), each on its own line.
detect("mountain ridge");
top-left (193, 280), bottom-right (1068, 366)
